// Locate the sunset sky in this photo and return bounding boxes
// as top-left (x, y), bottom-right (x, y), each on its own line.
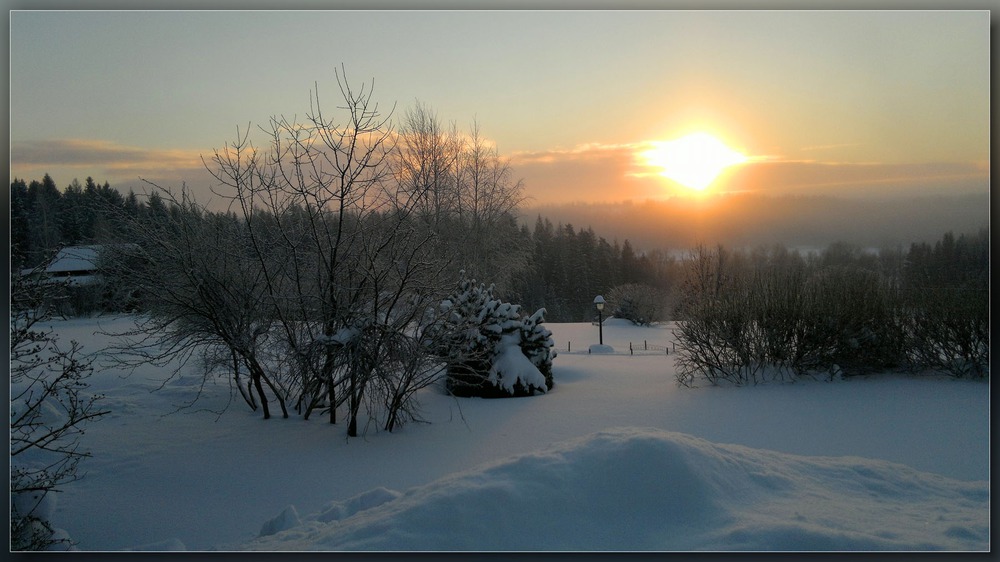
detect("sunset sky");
top-left (9, 9), bottom-right (990, 207)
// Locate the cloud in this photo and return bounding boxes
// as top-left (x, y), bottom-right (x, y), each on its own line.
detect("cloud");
top-left (719, 159), bottom-right (990, 197)
top-left (798, 143), bottom-right (862, 153)
top-left (506, 140), bottom-right (989, 205)
top-left (13, 138), bottom-right (988, 211)
top-left (11, 138), bottom-right (206, 171)
top-left (510, 142), bottom-right (642, 165)
top-left (509, 142), bottom-right (667, 205)
top-left (9, 138), bottom-right (227, 203)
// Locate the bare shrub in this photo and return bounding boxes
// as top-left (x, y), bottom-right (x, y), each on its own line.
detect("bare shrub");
top-left (673, 243), bottom-right (909, 386)
top-left (606, 283), bottom-right (667, 326)
top-left (10, 270), bottom-right (108, 550)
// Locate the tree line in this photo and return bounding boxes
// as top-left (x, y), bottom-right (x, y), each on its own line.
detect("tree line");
top-left (510, 217), bottom-right (677, 322)
top-left (9, 174), bottom-right (147, 271)
top-left (10, 187), bottom-right (673, 325)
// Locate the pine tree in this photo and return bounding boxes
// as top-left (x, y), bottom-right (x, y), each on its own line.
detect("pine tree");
top-left (26, 175), bottom-right (63, 265)
top-left (59, 179), bottom-right (91, 244)
top-left (10, 179), bottom-right (31, 269)
top-left (520, 308), bottom-right (555, 390)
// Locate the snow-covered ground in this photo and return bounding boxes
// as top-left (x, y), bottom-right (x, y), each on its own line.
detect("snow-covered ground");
top-left (36, 315), bottom-right (989, 551)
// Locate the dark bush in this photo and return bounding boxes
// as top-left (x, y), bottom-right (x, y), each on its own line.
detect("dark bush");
top-left (674, 235), bottom-right (986, 386)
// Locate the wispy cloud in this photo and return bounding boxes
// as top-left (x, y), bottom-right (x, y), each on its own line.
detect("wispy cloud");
top-left (8, 138), bottom-right (228, 202)
top-left (799, 142), bottom-right (862, 152)
top-left (508, 142), bottom-right (670, 204)
top-left (12, 138), bottom-right (204, 169)
top-left (510, 142), bottom-right (644, 165)
top-left (9, 138), bottom-right (212, 183)
top-left (722, 160), bottom-right (990, 196)
top-left (12, 137), bottom-right (988, 208)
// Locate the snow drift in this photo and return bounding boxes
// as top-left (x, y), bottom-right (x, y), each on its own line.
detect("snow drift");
top-left (39, 317), bottom-right (988, 551)
top-left (242, 428), bottom-right (989, 551)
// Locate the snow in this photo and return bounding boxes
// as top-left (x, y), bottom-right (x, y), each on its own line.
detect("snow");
top-left (488, 332), bottom-right (548, 393)
top-left (34, 314), bottom-right (989, 552)
top-left (243, 428), bottom-right (988, 551)
top-left (44, 246), bottom-right (102, 274)
top-left (257, 505), bottom-right (302, 538)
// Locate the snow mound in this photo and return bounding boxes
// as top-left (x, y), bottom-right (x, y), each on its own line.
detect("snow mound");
top-left (12, 490), bottom-right (57, 523)
top-left (316, 487), bottom-right (402, 523)
top-left (131, 538), bottom-right (186, 551)
top-left (11, 489), bottom-right (76, 550)
top-left (589, 344), bottom-right (615, 354)
top-left (258, 505), bottom-right (301, 538)
top-left (242, 428), bottom-right (989, 551)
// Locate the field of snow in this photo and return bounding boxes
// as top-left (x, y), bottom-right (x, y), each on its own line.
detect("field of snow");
top-left (36, 315), bottom-right (989, 552)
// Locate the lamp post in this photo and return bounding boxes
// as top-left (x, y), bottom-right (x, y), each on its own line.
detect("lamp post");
top-left (593, 295), bottom-right (605, 346)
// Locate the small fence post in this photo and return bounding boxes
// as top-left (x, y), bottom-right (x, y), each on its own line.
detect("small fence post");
top-left (568, 341), bottom-right (571, 353)
top-left (629, 342), bottom-right (633, 355)
top-left (644, 340), bottom-right (648, 351)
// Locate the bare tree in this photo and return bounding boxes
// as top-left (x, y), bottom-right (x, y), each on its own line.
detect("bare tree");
top-left (454, 121), bottom-right (530, 290)
top-left (395, 100), bottom-right (462, 224)
top-left (101, 187), bottom-right (291, 420)
top-left (394, 103), bottom-right (530, 293)
top-left (98, 69), bottom-right (532, 436)
top-left (673, 245), bottom-right (757, 386)
top-left (797, 264), bottom-right (905, 377)
top-left (10, 268), bottom-right (108, 550)
top-left (208, 68), bottom-right (454, 436)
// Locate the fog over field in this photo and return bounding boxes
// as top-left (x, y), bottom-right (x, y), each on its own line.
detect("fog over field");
top-left (523, 191), bottom-right (989, 253)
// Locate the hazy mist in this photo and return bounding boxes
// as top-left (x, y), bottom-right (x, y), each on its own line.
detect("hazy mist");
top-left (521, 191), bottom-right (990, 254)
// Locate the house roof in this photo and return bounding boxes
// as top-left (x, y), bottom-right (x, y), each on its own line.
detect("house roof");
top-left (46, 245), bottom-right (103, 274)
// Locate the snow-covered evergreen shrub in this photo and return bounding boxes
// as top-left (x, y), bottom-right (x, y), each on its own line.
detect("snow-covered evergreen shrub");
top-left (520, 308), bottom-right (556, 390)
top-left (432, 277), bottom-right (497, 388)
top-left (434, 276), bottom-right (554, 397)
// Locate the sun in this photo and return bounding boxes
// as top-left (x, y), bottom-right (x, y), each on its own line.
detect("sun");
top-left (640, 132), bottom-right (748, 191)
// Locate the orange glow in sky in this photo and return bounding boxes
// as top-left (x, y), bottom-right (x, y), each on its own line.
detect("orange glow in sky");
top-left (7, 11), bottom-right (989, 207)
top-left (639, 133), bottom-right (748, 191)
